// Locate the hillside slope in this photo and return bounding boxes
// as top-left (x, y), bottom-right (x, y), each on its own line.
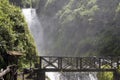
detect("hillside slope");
top-left (36, 0), bottom-right (120, 56)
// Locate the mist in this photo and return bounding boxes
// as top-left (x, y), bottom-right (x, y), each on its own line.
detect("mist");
top-left (32, 0), bottom-right (120, 57)
top-left (21, 0), bottom-right (120, 57)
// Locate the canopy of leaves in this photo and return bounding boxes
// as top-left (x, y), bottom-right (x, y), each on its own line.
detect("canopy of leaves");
top-left (36, 0), bottom-right (120, 79)
top-left (9, 0), bottom-right (39, 8)
top-left (0, 0), bottom-right (38, 68)
top-left (36, 0), bottom-right (120, 57)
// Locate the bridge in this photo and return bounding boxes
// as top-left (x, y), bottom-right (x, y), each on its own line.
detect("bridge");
top-left (26, 56), bottom-right (120, 80)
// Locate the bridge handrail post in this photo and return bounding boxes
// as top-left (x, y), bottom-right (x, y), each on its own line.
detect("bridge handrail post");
top-left (80, 57), bottom-right (82, 69)
top-left (117, 57), bottom-right (119, 69)
top-left (58, 57), bottom-right (62, 69)
top-left (98, 57), bottom-right (101, 69)
top-left (39, 57), bottom-right (42, 69)
top-left (76, 57), bottom-right (78, 69)
top-left (108, 57), bottom-right (112, 69)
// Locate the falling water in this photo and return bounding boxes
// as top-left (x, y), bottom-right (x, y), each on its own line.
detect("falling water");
top-left (22, 8), bottom-right (44, 55)
top-left (22, 8), bottom-right (98, 80)
top-left (46, 72), bottom-right (98, 80)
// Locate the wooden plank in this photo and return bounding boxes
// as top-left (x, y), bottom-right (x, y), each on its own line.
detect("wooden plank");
top-left (39, 68), bottom-right (115, 72)
top-left (39, 57), bottom-right (42, 69)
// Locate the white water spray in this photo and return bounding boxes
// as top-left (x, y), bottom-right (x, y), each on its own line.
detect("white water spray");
top-left (46, 72), bottom-right (98, 80)
top-left (22, 8), bottom-right (44, 55)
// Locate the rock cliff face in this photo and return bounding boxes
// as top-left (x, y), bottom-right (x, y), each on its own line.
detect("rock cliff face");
top-left (36, 0), bottom-right (120, 56)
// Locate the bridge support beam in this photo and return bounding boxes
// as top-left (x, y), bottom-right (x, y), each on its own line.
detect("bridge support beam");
top-left (36, 71), bottom-right (45, 80)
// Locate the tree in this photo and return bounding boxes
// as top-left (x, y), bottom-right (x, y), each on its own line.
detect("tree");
top-left (9, 0), bottom-right (39, 8)
top-left (0, 0), bottom-right (38, 68)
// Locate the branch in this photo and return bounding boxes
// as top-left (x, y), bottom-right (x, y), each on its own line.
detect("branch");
top-left (0, 64), bottom-right (17, 78)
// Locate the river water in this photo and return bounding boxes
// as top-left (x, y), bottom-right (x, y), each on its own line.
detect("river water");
top-left (22, 8), bottom-right (98, 80)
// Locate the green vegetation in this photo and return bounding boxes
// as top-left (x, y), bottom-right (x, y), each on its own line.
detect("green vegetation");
top-left (97, 65), bottom-right (113, 80)
top-left (9, 0), bottom-right (39, 8)
top-left (97, 72), bottom-right (113, 80)
top-left (56, 0), bottom-right (99, 24)
top-left (37, 0), bottom-right (120, 57)
top-left (97, 27), bottom-right (120, 56)
top-left (0, 0), bottom-right (38, 68)
top-left (22, 0), bottom-right (32, 8)
top-left (36, 0), bottom-right (120, 79)
top-left (7, 0), bottom-right (120, 79)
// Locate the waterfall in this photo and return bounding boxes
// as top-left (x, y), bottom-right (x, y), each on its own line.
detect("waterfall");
top-left (46, 72), bottom-right (98, 80)
top-left (22, 8), bottom-right (98, 80)
top-left (22, 8), bottom-right (44, 55)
